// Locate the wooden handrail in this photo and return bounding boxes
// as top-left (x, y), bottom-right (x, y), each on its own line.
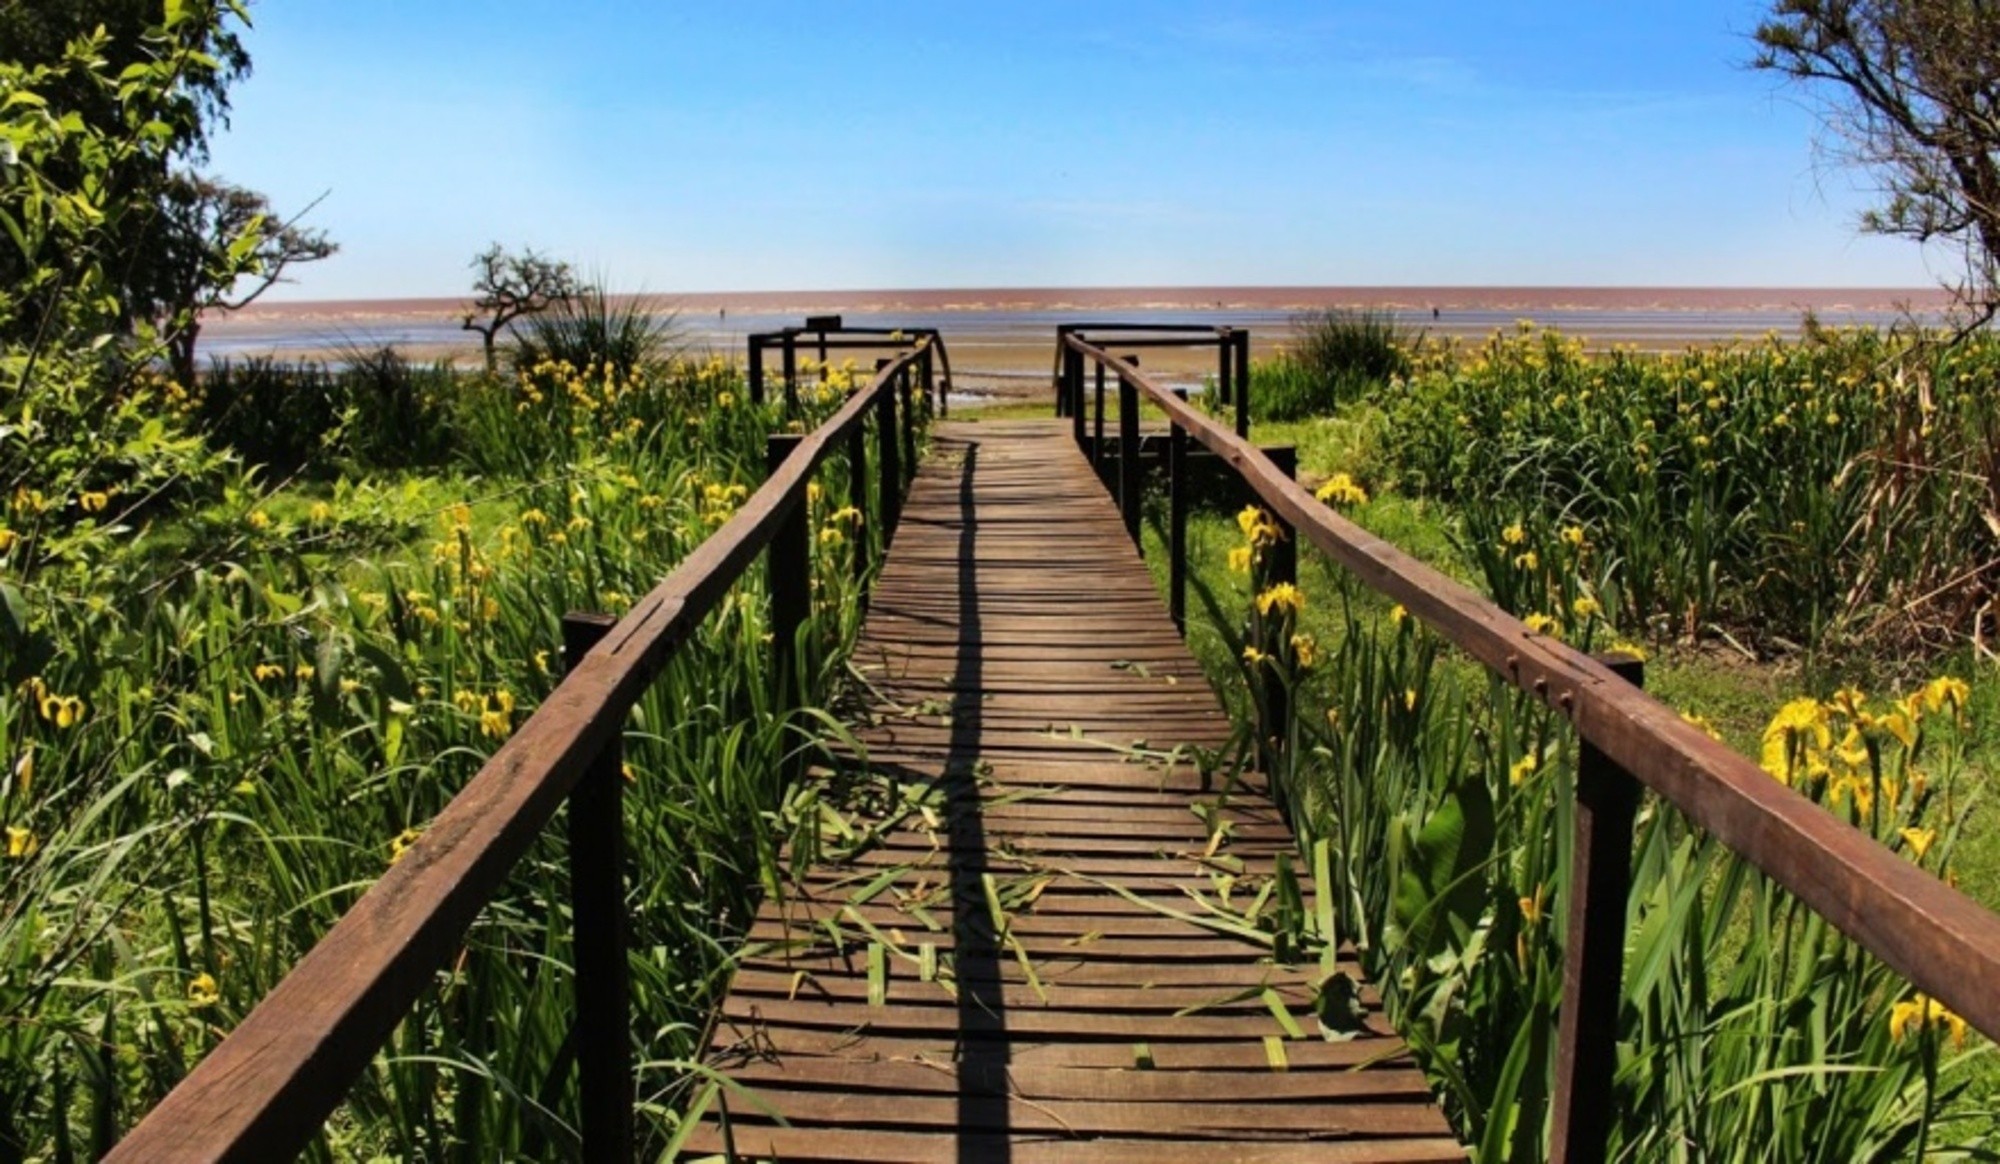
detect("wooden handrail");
top-left (106, 345), bottom-right (936, 1163)
top-left (1063, 332), bottom-right (2000, 1045)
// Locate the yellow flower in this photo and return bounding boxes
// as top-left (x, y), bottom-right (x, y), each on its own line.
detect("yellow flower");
top-left (1241, 646), bottom-right (1270, 668)
top-left (1679, 712), bottom-right (1723, 741)
top-left (477, 690), bottom-right (516, 740)
top-left (1900, 827), bottom-right (1937, 861)
top-left (1237, 505), bottom-right (1282, 547)
top-left (38, 694), bottom-right (84, 730)
top-left (248, 510), bottom-right (271, 531)
top-left (1922, 676), bottom-right (1971, 720)
top-left (1513, 550), bottom-right (1539, 571)
top-left (1509, 753), bottom-right (1538, 786)
top-left (534, 649), bottom-right (552, 675)
top-left (1255, 583), bottom-right (1305, 617)
top-left (1760, 697), bottom-right (1831, 782)
top-left (389, 827), bottom-right (424, 864)
top-left (1290, 634), bottom-right (1317, 668)
top-left (79, 491), bottom-right (109, 513)
top-left (1501, 522), bottom-right (1526, 546)
top-left (1890, 994), bottom-right (1967, 1048)
top-left (1389, 603), bottom-right (1407, 626)
top-left (309, 501), bottom-right (333, 524)
top-left (1522, 613), bottom-right (1558, 636)
top-left (1519, 884), bottom-right (1546, 926)
top-left (717, 391), bottom-right (736, 408)
top-left (830, 505), bottom-right (863, 525)
top-left (1314, 473), bottom-right (1368, 507)
top-left (294, 664), bottom-right (316, 682)
top-left (1571, 596), bottom-right (1601, 621)
top-left (0, 528), bottom-right (15, 553)
top-left (1227, 545), bottom-right (1253, 575)
top-left (6, 826), bottom-right (37, 859)
top-left (807, 482), bottom-right (823, 505)
top-left (187, 972), bottom-right (220, 1009)
top-left (1608, 639), bottom-right (1647, 662)
top-left (819, 525), bottom-right (845, 547)
top-left (253, 663), bottom-right (287, 683)
top-left (1560, 525), bottom-right (1586, 547)
top-left (1403, 688), bottom-right (1418, 711)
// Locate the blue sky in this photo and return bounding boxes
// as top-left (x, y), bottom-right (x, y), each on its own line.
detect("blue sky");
top-left (209, 1), bottom-right (1941, 300)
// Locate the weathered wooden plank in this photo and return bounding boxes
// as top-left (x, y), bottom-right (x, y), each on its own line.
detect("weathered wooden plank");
top-left (701, 420), bottom-right (1460, 1160)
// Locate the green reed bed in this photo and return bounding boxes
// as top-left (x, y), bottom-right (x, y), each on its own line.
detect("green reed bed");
top-left (1144, 497), bottom-right (1992, 1161)
top-left (0, 346), bottom-right (898, 1159)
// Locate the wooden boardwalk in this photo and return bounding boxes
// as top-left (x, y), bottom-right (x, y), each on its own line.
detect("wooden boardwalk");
top-left (690, 420), bottom-right (1463, 1162)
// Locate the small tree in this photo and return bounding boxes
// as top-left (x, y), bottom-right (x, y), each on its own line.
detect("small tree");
top-left (1755, 1), bottom-right (2000, 321)
top-left (148, 174), bottom-right (336, 388)
top-left (461, 244), bottom-right (578, 373)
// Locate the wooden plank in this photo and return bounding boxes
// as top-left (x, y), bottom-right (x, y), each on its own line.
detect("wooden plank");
top-left (698, 420), bottom-right (1462, 1161)
top-left (680, 1126), bottom-right (1467, 1164)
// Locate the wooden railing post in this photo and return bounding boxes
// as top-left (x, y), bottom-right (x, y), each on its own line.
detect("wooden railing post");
top-left (1068, 347), bottom-right (1086, 451)
top-left (1234, 331), bottom-right (1251, 439)
top-left (748, 337), bottom-right (766, 406)
top-left (877, 372), bottom-right (902, 541)
top-left (1258, 446), bottom-right (1297, 772)
top-left (1217, 330), bottom-right (1234, 406)
top-left (1093, 360), bottom-right (1108, 473)
top-left (767, 435), bottom-right (810, 713)
top-left (560, 611), bottom-right (631, 1164)
top-left (1169, 389), bottom-right (1189, 633)
top-left (781, 334), bottom-right (799, 414)
top-left (899, 365), bottom-right (917, 475)
top-left (1551, 652), bottom-right (1645, 1164)
top-left (1118, 363), bottom-right (1141, 545)
top-left (846, 416), bottom-right (870, 593)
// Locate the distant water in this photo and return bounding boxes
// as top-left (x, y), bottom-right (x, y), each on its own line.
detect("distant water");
top-left (201, 304), bottom-right (1952, 365)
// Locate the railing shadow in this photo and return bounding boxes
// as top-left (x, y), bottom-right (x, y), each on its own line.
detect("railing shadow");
top-left (936, 437), bottom-right (1010, 1161)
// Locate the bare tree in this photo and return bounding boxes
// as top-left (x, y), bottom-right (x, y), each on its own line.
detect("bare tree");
top-left (148, 174), bottom-right (337, 388)
top-left (1755, 1), bottom-right (2000, 322)
top-left (461, 244), bottom-right (578, 373)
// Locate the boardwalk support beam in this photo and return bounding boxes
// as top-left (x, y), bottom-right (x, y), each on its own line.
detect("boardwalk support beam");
top-left (561, 611), bottom-right (633, 1164)
top-left (1234, 330), bottom-right (1251, 438)
top-left (1551, 653), bottom-right (1645, 1164)
top-left (1258, 445), bottom-right (1297, 772)
top-left (1118, 363), bottom-right (1141, 544)
top-left (768, 434), bottom-right (810, 713)
top-left (1169, 389), bottom-right (1190, 633)
top-left (878, 369), bottom-right (903, 540)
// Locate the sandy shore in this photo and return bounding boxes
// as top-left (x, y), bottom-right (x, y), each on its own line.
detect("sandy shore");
top-left (202, 285), bottom-right (1957, 404)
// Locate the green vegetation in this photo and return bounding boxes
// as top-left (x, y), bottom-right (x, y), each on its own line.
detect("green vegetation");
top-left (1149, 315), bottom-right (2000, 1158)
top-left (0, 7), bottom-right (906, 1155)
top-left (1249, 308), bottom-right (1415, 421)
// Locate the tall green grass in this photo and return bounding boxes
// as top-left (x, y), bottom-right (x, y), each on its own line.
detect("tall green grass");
top-left (0, 331), bottom-right (903, 1157)
top-left (1148, 504), bottom-right (1994, 1161)
top-left (1238, 309), bottom-right (1414, 422)
top-left (1378, 326), bottom-right (2000, 655)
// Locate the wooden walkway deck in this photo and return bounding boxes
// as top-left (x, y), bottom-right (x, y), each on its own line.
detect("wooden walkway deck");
top-left (690, 420), bottom-right (1464, 1162)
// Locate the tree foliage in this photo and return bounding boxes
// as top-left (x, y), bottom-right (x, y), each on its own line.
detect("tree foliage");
top-left (1756, 1), bottom-right (2000, 319)
top-left (0, 0), bottom-right (330, 376)
top-left (461, 244), bottom-right (579, 373)
top-left (150, 175), bottom-right (337, 387)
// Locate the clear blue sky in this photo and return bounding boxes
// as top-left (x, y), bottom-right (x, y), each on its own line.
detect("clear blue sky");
top-left (209, 0), bottom-right (1941, 300)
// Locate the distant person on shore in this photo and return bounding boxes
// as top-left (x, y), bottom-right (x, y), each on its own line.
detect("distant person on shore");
top-left (1432, 306), bottom-right (1440, 320)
